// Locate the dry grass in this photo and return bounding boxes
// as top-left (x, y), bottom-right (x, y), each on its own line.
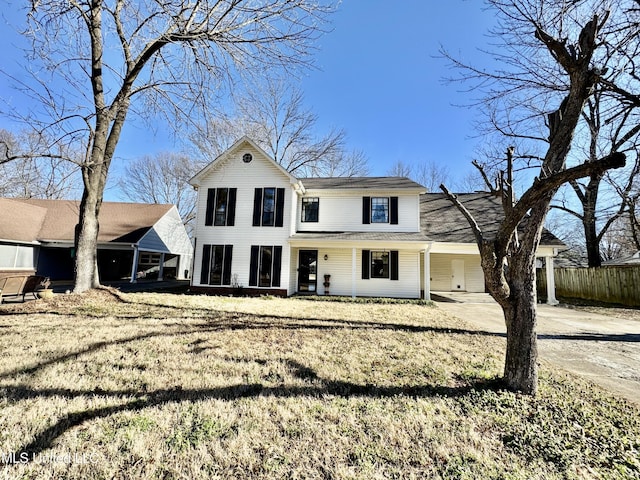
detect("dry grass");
top-left (0, 290), bottom-right (638, 479)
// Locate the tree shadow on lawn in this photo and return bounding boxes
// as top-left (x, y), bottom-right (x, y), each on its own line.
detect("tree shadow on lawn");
top-left (0, 312), bottom-right (504, 381)
top-left (2, 357), bottom-right (505, 464)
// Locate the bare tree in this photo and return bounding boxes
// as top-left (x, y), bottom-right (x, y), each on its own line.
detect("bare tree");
top-left (118, 152), bottom-right (203, 235)
top-left (387, 160), bottom-right (451, 192)
top-left (440, 1), bottom-right (634, 394)
top-left (192, 79), bottom-right (369, 177)
top-left (550, 91), bottom-right (640, 266)
top-left (5, 1), bottom-right (334, 292)
top-left (0, 129), bottom-right (80, 199)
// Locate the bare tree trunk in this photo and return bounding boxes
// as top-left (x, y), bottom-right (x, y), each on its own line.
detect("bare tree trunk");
top-left (502, 262), bottom-right (539, 395)
top-left (74, 186), bottom-right (102, 292)
top-left (583, 205), bottom-right (601, 267)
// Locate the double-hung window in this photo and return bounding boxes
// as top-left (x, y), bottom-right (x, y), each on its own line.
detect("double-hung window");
top-left (362, 196), bottom-right (399, 225)
top-left (249, 245), bottom-right (283, 288)
top-left (301, 197), bottom-right (319, 223)
top-left (205, 188), bottom-right (236, 226)
top-left (200, 244), bottom-right (233, 285)
top-left (361, 250), bottom-right (399, 281)
top-left (371, 197), bottom-right (389, 223)
top-left (253, 188), bottom-right (285, 227)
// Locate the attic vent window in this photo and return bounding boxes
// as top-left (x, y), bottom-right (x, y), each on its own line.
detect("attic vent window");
top-left (242, 153), bottom-right (253, 163)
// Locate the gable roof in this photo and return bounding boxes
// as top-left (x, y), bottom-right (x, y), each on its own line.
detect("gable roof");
top-left (0, 198), bottom-right (48, 243)
top-left (0, 198), bottom-right (174, 244)
top-left (421, 192), bottom-right (564, 246)
top-left (299, 176), bottom-right (425, 191)
top-left (189, 136), bottom-right (299, 188)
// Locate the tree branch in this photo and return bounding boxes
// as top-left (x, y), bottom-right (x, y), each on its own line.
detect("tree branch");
top-left (439, 184), bottom-right (484, 246)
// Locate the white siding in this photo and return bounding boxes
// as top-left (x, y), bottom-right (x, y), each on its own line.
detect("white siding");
top-left (192, 144), bottom-right (294, 291)
top-left (296, 193), bottom-right (420, 233)
top-left (429, 253), bottom-right (484, 293)
top-left (290, 247), bottom-right (420, 298)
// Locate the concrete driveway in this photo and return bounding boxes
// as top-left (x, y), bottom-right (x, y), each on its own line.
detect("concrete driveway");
top-left (434, 292), bottom-right (640, 404)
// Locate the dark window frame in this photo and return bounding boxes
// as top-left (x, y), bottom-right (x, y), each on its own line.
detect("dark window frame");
top-left (205, 188), bottom-right (236, 226)
top-left (370, 251), bottom-right (390, 278)
top-left (371, 197), bottom-right (390, 223)
top-left (253, 187), bottom-right (285, 227)
top-left (301, 197), bottom-right (319, 223)
top-left (249, 245), bottom-right (283, 287)
top-left (363, 196), bottom-right (398, 225)
top-left (362, 249), bottom-right (399, 281)
top-left (200, 244), bottom-right (233, 285)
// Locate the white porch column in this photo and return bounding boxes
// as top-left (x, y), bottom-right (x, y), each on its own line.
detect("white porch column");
top-left (351, 247), bottom-right (357, 298)
top-left (545, 256), bottom-right (558, 305)
top-left (130, 246), bottom-right (139, 283)
top-left (424, 246), bottom-right (432, 301)
top-left (158, 253), bottom-right (166, 281)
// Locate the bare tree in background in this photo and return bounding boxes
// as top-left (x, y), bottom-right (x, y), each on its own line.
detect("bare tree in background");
top-left (0, 129), bottom-right (80, 199)
top-left (4, 1), bottom-right (334, 292)
top-left (440, 0), bottom-right (635, 394)
top-left (386, 160), bottom-right (451, 192)
top-left (118, 152), bottom-right (203, 235)
top-left (550, 89), bottom-right (640, 267)
top-left (192, 79), bottom-right (369, 177)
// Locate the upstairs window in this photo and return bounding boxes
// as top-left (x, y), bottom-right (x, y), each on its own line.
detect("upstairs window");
top-left (205, 188), bottom-right (236, 226)
top-left (301, 197), bottom-right (319, 222)
top-left (362, 196), bottom-right (399, 225)
top-left (262, 188), bottom-right (276, 226)
top-left (371, 197), bottom-right (389, 223)
top-left (253, 187), bottom-right (285, 227)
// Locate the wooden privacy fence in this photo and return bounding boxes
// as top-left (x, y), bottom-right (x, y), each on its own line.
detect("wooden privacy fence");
top-left (538, 265), bottom-right (640, 307)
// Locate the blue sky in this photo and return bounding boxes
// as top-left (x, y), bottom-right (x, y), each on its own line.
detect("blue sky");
top-left (299, 1), bottom-right (496, 180)
top-left (1, 1), bottom-right (497, 197)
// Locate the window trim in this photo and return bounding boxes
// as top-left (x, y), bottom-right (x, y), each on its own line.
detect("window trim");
top-left (362, 196), bottom-right (398, 225)
top-left (301, 197), bottom-right (319, 223)
top-left (205, 187), bottom-right (236, 226)
top-left (362, 249), bottom-right (399, 281)
top-left (253, 187), bottom-right (285, 227)
top-left (371, 197), bottom-right (390, 224)
top-left (370, 250), bottom-right (390, 278)
top-left (249, 245), bottom-right (282, 287)
top-left (200, 244), bottom-right (233, 285)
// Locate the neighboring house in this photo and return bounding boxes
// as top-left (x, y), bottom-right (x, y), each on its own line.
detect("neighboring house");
top-left (189, 137), bottom-right (563, 302)
top-left (603, 251), bottom-right (640, 266)
top-left (0, 198), bottom-right (193, 282)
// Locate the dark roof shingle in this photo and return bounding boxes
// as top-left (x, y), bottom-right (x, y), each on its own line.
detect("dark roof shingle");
top-left (300, 177), bottom-right (425, 191)
top-left (421, 192), bottom-right (564, 246)
top-left (1, 198), bottom-right (173, 244)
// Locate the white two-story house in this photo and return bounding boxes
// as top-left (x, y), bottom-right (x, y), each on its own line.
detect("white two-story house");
top-left (189, 137), bottom-right (563, 301)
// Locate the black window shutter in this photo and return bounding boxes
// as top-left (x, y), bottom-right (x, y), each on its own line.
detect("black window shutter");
top-left (205, 189), bottom-right (216, 226)
top-left (227, 188), bottom-right (237, 226)
top-left (223, 245), bottom-right (233, 285)
top-left (275, 188), bottom-right (285, 227)
top-left (249, 245), bottom-right (259, 286)
top-left (272, 246), bottom-right (282, 287)
top-left (200, 244), bottom-right (211, 284)
top-left (390, 250), bottom-right (399, 280)
top-left (390, 197), bottom-right (399, 225)
top-left (362, 249), bottom-right (370, 279)
top-left (362, 197), bottom-right (370, 224)
top-left (252, 188), bottom-right (262, 226)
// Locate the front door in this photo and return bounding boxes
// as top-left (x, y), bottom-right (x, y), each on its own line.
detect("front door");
top-left (298, 250), bottom-right (318, 293)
